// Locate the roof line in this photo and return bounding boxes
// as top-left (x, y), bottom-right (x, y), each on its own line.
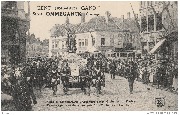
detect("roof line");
top-left (110, 18), bottom-right (121, 30)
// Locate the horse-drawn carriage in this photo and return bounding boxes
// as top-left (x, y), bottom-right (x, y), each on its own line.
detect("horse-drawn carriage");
top-left (61, 53), bottom-right (105, 95)
top-left (61, 53), bottom-right (90, 94)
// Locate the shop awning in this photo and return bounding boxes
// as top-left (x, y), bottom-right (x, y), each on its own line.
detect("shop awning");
top-left (149, 39), bottom-right (166, 54)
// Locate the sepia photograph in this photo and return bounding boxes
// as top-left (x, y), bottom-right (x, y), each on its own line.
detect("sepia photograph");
top-left (1, 1), bottom-right (178, 112)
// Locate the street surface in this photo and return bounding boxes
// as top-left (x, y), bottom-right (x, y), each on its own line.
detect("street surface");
top-left (32, 73), bottom-right (178, 111)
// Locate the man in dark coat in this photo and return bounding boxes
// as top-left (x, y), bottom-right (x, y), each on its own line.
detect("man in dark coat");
top-left (61, 61), bottom-right (71, 95)
top-left (30, 62), bottom-right (37, 87)
top-left (94, 66), bottom-right (103, 95)
top-left (125, 63), bottom-right (130, 79)
top-left (127, 63), bottom-right (136, 94)
top-left (35, 61), bottom-right (44, 91)
top-left (12, 74), bottom-right (37, 111)
top-left (110, 60), bottom-right (116, 79)
top-left (156, 64), bottom-right (161, 89)
top-left (132, 61), bottom-right (139, 80)
top-left (80, 66), bottom-right (91, 95)
top-left (166, 65), bottom-right (173, 91)
top-left (143, 67), bottom-right (150, 84)
top-left (50, 64), bottom-right (58, 95)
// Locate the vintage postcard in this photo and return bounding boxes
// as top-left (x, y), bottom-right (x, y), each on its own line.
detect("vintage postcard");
top-left (1, 1), bottom-right (178, 112)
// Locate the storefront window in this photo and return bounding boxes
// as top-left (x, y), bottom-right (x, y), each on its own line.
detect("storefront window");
top-left (82, 42), bottom-right (84, 46)
top-left (79, 42), bottom-right (81, 47)
top-left (117, 53), bottom-right (119, 57)
top-left (101, 38), bottom-right (105, 46)
top-left (85, 39), bottom-right (88, 46)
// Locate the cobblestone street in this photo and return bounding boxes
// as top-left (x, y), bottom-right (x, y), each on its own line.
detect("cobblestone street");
top-left (32, 73), bottom-right (178, 111)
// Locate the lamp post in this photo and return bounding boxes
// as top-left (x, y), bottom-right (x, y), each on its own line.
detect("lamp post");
top-left (67, 31), bottom-right (77, 53)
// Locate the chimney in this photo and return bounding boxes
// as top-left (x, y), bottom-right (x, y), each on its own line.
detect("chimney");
top-left (127, 12), bottom-right (131, 19)
top-left (121, 15), bottom-right (124, 22)
top-left (81, 13), bottom-right (85, 23)
top-left (66, 16), bottom-right (69, 24)
top-left (135, 14), bottom-right (138, 19)
top-left (105, 11), bottom-right (111, 23)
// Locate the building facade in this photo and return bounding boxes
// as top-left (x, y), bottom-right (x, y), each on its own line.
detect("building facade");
top-left (1, 1), bottom-right (30, 65)
top-left (76, 31), bottom-right (120, 54)
top-left (139, 1), bottom-right (178, 62)
top-left (49, 11), bottom-right (141, 58)
top-left (41, 39), bottom-right (49, 57)
top-left (49, 36), bottom-right (68, 57)
top-left (26, 34), bottom-right (49, 58)
top-left (49, 23), bottom-right (72, 57)
top-left (75, 12), bottom-right (140, 55)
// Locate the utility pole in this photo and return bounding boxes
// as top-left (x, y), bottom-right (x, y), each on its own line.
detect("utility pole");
top-left (130, 3), bottom-right (141, 33)
top-left (130, 3), bottom-right (143, 51)
top-left (26, 1), bottom-right (30, 59)
top-left (27, 1), bottom-right (30, 36)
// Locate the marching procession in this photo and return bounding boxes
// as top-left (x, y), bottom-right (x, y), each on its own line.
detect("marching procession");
top-left (1, 52), bottom-right (178, 111)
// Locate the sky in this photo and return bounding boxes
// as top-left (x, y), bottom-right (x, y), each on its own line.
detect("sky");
top-left (24, 1), bottom-right (140, 40)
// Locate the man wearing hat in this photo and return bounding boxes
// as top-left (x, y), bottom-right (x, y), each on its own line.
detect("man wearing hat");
top-left (50, 64), bottom-right (58, 95)
top-left (109, 60), bottom-right (116, 79)
top-left (127, 63), bottom-right (136, 94)
top-left (156, 63), bottom-right (161, 89)
top-left (11, 71), bottom-right (37, 111)
top-left (61, 61), bottom-right (71, 95)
